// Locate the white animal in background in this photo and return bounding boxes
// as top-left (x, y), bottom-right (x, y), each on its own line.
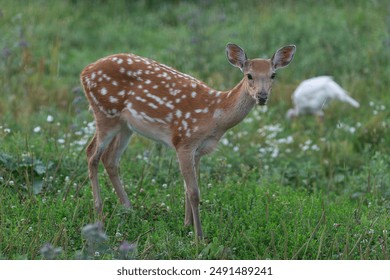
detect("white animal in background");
top-left (286, 76), bottom-right (359, 119)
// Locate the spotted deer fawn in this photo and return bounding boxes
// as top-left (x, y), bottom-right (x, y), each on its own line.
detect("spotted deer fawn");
top-left (80, 43), bottom-right (296, 238)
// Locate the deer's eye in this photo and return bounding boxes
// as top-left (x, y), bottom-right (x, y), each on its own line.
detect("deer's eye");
top-left (247, 73), bottom-right (253, 80)
top-left (271, 73), bottom-right (276, 79)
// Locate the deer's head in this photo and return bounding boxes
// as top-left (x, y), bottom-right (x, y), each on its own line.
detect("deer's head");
top-left (226, 43), bottom-right (296, 105)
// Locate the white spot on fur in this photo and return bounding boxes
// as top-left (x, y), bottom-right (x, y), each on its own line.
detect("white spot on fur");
top-left (182, 120), bottom-right (188, 130)
top-left (148, 102), bottom-right (158, 109)
top-left (165, 101), bottom-right (174, 110)
top-left (109, 96), bottom-right (118, 103)
top-left (165, 112), bottom-right (173, 122)
top-left (191, 91), bottom-right (197, 98)
top-left (89, 91), bottom-right (99, 105)
top-left (101, 87), bottom-right (107, 95)
top-left (146, 93), bottom-right (164, 105)
top-left (135, 96), bottom-right (147, 103)
top-left (176, 110), bottom-right (182, 118)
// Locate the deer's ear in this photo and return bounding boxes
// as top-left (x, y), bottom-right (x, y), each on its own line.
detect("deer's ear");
top-left (226, 43), bottom-right (247, 71)
top-left (271, 45), bottom-right (296, 70)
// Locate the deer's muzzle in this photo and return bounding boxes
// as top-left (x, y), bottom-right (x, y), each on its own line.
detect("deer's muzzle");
top-left (257, 92), bottom-right (268, 106)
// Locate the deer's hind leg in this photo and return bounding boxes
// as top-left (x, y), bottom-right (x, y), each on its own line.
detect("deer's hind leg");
top-left (86, 119), bottom-right (122, 215)
top-left (101, 127), bottom-right (133, 208)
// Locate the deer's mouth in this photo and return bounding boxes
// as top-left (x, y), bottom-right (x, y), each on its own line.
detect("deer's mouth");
top-left (257, 93), bottom-right (268, 106)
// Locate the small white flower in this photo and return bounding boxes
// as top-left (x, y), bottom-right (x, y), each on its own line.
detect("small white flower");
top-left (311, 144), bottom-right (320, 151)
top-left (271, 148), bottom-right (279, 158)
top-left (57, 138), bottom-right (65, 144)
top-left (4, 128), bottom-right (11, 133)
top-left (301, 145), bottom-right (309, 151)
top-left (94, 251), bottom-right (100, 257)
top-left (47, 115), bottom-right (54, 123)
top-left (9, 180), bottom-right (14, 186)
top-left (162, 183), bottom-right (167, 188)
top-left (221, 138), bottom-right (229, 146)
top-left (33, 126), bottom-right (41, 133)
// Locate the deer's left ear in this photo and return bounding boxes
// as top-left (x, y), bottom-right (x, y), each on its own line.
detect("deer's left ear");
top-left (271, 45), bottom-right (296, 70)
top-left (226, 43), bottom-right (247, 72)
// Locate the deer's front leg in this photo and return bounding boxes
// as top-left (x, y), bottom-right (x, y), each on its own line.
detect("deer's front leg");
top-left (177, 149), bottom-right (203, 239)
top-left (184, 153), bottom-right (202, 227)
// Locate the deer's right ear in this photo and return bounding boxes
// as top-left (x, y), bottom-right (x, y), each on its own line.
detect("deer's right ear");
top-left (226, 43), bottom-right (247, 71)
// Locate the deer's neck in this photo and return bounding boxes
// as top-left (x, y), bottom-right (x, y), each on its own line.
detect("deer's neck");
top-left (216, 79), bottom-right (256, 130)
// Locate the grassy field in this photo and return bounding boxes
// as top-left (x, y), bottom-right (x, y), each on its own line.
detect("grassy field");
top-left (0, 0), bottom-right (389, 259)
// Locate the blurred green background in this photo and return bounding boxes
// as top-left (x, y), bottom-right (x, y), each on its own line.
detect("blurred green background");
top-left (0, 0), bottom-right (389, 259)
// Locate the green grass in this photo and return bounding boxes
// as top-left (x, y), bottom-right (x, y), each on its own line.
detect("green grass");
top-left (0, 0), bottom-right (389, 259)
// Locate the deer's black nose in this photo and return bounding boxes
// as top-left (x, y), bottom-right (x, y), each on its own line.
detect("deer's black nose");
top-left (257, 92), bottom-right (268, 105)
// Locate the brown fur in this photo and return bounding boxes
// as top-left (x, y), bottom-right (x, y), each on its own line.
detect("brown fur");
top-left (80, 44), bottom-right (296, 238)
